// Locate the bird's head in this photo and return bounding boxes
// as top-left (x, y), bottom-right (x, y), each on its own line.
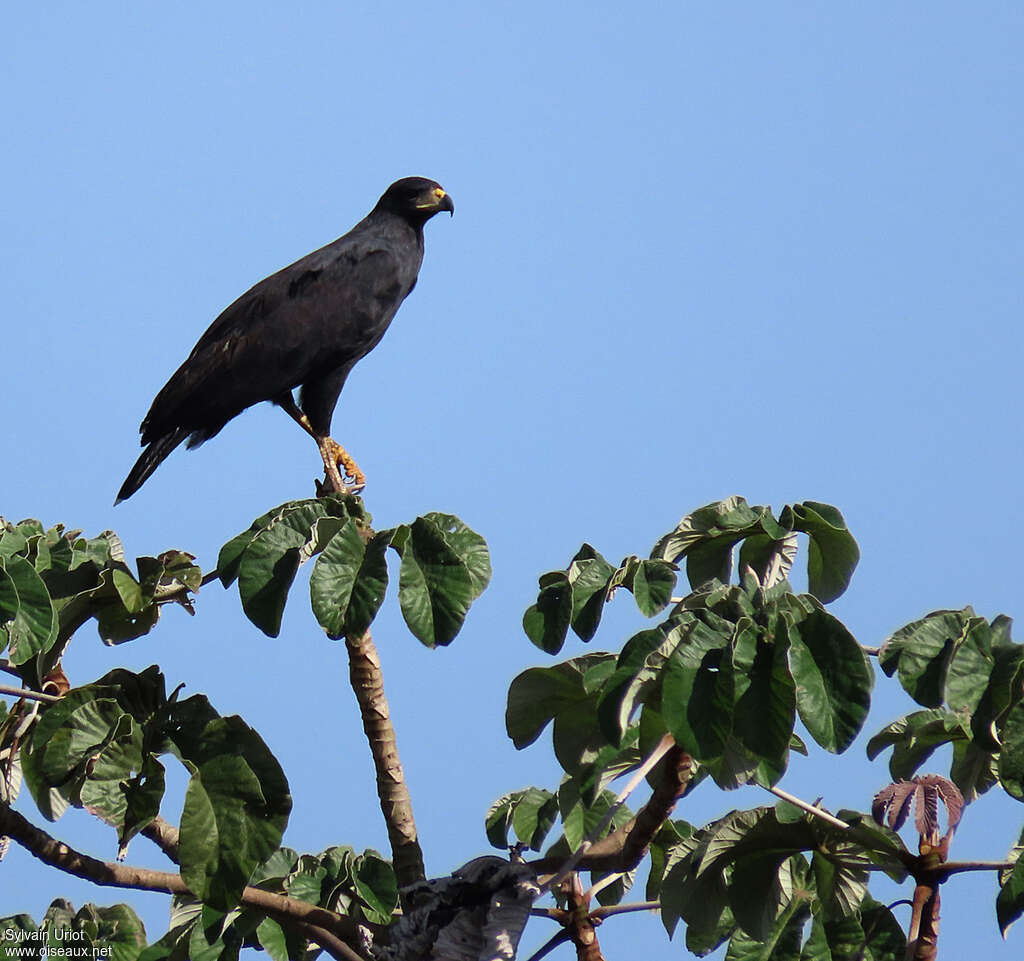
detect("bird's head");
top-left (377, 177), bottom-right (454, 224)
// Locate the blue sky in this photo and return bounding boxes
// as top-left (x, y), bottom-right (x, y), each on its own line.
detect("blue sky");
top-left (4, 3), bottom-right (1024, 957)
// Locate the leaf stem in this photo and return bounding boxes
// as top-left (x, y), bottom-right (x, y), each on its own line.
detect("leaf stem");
top-left (766, 785), bottom-right (850, 830)
top-left (0, 684), bottom-right (60, 704)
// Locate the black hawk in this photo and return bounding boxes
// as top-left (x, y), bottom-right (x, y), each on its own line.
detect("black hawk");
top-left (116, 176), bottom-right (453, 503)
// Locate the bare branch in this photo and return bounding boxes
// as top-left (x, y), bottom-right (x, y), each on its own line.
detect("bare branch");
top-left (139, 815), bottom-right (180, 862)
top-left (346, 627), bottom-right (425, 897)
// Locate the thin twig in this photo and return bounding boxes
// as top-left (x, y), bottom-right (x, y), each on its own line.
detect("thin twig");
top-left (766, 785), bottom-right (850, 830)
top-left (0, 685), bottom-right (60, 704)
top-left (0, 660), bottom-right (20, 679)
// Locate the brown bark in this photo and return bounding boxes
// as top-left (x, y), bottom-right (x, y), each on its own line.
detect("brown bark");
top-left (531, 746), bottom-right (694, 877)
top-left (0, 802), bottom-right (366, 955)
top-left (565, 875), bottom-right (605, 961)
top-left (346, 628), bottom-right (425, 896)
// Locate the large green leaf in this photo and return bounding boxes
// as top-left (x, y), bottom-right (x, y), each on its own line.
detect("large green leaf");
top-left (878, 609), bottom-right (972, 708)
top-left (391, 515), bottom-right (489, 647)
top-left (177, 717), bottom-right (291, 911)
top-left (652, 496), bottom-right (783, 589)
top-left (0, 554), bottom-right (57, 665)
top-left (522, 545), bottom-right (616, 654)
top-left (309, 522), bottom-right (389, 640)
top-left (785, 502), bottom-right (859, 603)
top-left (661, 620), bottom-right (734, 763)
top-left (353, 851), bottom-right (398, 925)
top-left (997, 828), bottom-right (1024, 935)
top-left (237, 501), bottom-right (331, 637)
top-left (998, 699), bottom-right (1024, 802)
top-left (611, 556), bottom-right (677, 617)
top-left (485, 787), bottom-right (559, 851)
top-left (866, 709), bottom-right (969, 783)
top-left (725, 867), bottom-right (810, 960)
top-left (505, 654), bottom-right (614, 749)
top-left (788, 608), bottom-right (871, 753)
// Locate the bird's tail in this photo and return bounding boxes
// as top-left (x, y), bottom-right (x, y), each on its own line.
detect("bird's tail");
top-left (115, 428), bottom-right (191, 504)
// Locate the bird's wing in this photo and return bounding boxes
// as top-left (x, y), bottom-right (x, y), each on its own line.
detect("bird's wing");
top-left (141, 237), bottom-right (411, 442)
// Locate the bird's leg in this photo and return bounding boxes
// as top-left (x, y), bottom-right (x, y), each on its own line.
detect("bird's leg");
top-left (277, 395), bottom-right (366, 493)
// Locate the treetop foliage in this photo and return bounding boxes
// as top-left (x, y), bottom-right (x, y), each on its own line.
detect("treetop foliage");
top-left (3, 494), bottom-right (1024, 960)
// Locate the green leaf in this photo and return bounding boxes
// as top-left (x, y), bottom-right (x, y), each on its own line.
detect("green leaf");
top-left (725, 880), bottom-right (810, 960)
top-left (727, 852), bottom-right (801, 941)
top-left (999, 699), bottom-right (1024, 801)
top-left (661, 852), bottom-right (732, 945)
top-left (309, 522), bottom-right (389, 639)
top-left (558, 781), bottom-right (633, 852)
top-left (522, 574), bottom-right (573, 654)
top-left (661, 620), bottom-right (733, 761)
top-left (565, 546), bottom-right (617, 641)
top-left (484, 788), bottom-right (558, 851)
top-left (505, 655), bottom-right (613, 749)
top-left (216, 505), bottom-right (285, 588)
top-left (785, 502), bottom-right (859, 603)
top-left (420, 513), bottom-right (492, 595)
top-left (392, 516), bottom-right (485, 647)
top-left (237, 502), bottom-right (332, 637)
top-left (255, 918), bottom-right (288, 961)
top-left (789, 609), bottom-right (871, 753)
top-left (0, 554), bottom-right (57, 664)
top-left (866, 709), bottom-right (968, 783)
top-left (613, 556), bottom-right (677, 617)
top-left (998, 828), bottom-right (1024, 935)
top-left (510, 787), bottom-right (559, 850)
top-left (879, 609), bottom-right (969, 708)
top-left (354, 851), bottom-right (398, 925)
top-left (522, 545), bottom-right (617, 653)
top-left (177, 717), bottom-right (291, 911)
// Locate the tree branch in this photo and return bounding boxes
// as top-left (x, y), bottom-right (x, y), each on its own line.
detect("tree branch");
top-left (139, 814), bottom-right (180, 862)
top-left (0, 803), bottom-right (365, 946)
top-left (346, 627), bottom-right (425, 898)
top-left (531, 739), bottom-right (693, 879)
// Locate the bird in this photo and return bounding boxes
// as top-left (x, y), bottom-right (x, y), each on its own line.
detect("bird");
top-left (116, 177), bottom-right (453, 504)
